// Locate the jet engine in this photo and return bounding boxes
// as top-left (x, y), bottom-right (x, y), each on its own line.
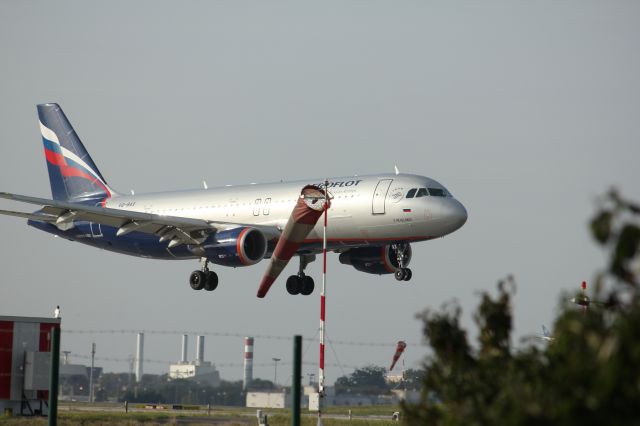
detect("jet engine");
top-left (196, 227), bottom-right (267, 267)
top-left (338, 244), bottom-right (412, 275)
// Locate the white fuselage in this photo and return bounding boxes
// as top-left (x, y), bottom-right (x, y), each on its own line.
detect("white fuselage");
top-left (104, 172), bottom-right (467, 252)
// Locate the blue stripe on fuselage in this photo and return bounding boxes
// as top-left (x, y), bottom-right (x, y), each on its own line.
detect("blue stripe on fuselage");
top-left (27, 220), bottom-right (190, 260)
top-left (26, 220), bottom-right (428, 262)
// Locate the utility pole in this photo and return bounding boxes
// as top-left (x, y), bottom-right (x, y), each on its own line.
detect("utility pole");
top-left (291, 336), bottom-right (302, 426)
top-left (48, 327), bottom-right (60, 426)
top-left (89, 343), bottom-right (96, 403)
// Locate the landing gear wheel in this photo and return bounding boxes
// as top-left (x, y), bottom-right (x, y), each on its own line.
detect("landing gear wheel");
top-left (204, 271), bottom-right (219, 291)
top-left (395, 268), bottom-right (412, 281)
top-left (300, 276), bottom-right (315, 296)
top-left (402, 268), bottom-right (412, 281)
top-left (286, 275), bottom-right (301, 295)
top-left (190, 271), bottom-right (206, 290)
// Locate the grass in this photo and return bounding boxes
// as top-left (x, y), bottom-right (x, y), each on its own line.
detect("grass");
top-left (0, 411), bottom-right (176, 425)
top-left (266, 415), bottom-right (398, 426)
top-left (322, 405), bottom-right (399, 416)
top-left (0, 404), bottom-right (401, 426)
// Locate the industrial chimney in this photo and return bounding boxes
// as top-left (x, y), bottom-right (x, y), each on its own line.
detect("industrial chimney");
top-left (243, 337), bottom-right (254, 390)
top-left (135, 332), bottom-right (144, 383)
top-left (196, 335), bottom-right (205, 365)
top-left (181, 334), bottom-right (188, 364)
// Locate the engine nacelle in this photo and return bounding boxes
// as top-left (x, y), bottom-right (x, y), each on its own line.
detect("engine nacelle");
top-left (338, 244), bottom-right (412, 275)
top-left (196, 227), bottom-right (267, 267)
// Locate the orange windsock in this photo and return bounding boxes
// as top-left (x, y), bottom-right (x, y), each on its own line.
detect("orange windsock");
top-left (257, 185), bottom-right (328, 298)
top-left (389, 341), bottom-right (407, 371)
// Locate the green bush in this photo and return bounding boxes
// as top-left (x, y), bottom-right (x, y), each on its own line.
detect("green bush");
top-left (402, 190), bottom-right (640, 425)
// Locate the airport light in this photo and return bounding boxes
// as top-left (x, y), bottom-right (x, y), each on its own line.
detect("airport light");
top-left (272, 357), bottom-right (281, 386)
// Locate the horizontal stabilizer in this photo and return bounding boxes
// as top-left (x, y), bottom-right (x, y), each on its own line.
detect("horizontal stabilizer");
top-left (0, 209), bottom-right (56, 222)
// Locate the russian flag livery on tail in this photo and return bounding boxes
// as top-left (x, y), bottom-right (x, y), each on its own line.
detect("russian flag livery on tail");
top-left (0, 103), bottom-right (467, 298)
top-left (38, 104), bottom-right (115, 205)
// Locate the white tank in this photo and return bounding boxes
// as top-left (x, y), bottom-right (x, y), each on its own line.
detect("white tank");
top-left (135, 333), bottom-right (144, 383)
top-left (196, 335), bottom-right (205, 365)
top-left (181, 334), bottom-right (188, 363)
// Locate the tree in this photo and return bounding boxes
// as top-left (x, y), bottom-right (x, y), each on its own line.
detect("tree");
top-left (335, 365), bottom-right (388, 395)
top-left (401, 369), bottom-right (425, 391)
top-left (402, 189), bottom-right (640, 425)
top-left (248, 378), bottom-right (276, 390)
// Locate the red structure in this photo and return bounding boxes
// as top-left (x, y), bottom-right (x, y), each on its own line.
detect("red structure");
top-left (257, 185), bottom-right (327, 298)
top-left (389, 341), bottom-right (407, 371)
top-left (0, 315), bottom-right (60, 416)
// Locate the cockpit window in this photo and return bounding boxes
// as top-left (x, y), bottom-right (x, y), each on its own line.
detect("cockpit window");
top-left (416, 188), bottom-right (428, 198)
top-left (407, 187), bottom-right (451, 198)
top-left (428, 188), bottom-right (447, 197)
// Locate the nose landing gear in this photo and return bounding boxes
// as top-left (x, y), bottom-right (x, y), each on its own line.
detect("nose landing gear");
top-left (189, 258), bottom-right (219, 291)
top-left (392, 243), bottom-right (412, 282)
top-left (394, 268), bottom-right (412, 281)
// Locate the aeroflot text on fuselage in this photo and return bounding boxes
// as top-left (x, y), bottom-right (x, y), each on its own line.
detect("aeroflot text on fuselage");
top-left (312, 180), bottom-right (364, 189)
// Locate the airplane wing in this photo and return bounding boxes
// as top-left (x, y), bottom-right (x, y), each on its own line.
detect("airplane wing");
top-left (0, 192), bottom-right (279, 247)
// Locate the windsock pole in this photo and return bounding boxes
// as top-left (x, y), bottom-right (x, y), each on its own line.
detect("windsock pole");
top-left (318, 179), bottom-right (329, 426)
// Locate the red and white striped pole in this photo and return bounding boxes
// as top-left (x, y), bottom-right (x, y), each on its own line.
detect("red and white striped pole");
top-left (318, 179), bottom-right (329, 425)
top-left (243, 337), bottom-right (254, 390)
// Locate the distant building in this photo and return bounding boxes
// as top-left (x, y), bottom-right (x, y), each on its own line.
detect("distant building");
top-left (168, 362), bottom-right (220, 386)
top-left (246, 391), bottom-right (290, 408)
top-left (385, 373), bottom-right (404, 384)
top-left (59, 358), bottom-right (102, 400)
top-left (168, 335), bottom-right (220, 387)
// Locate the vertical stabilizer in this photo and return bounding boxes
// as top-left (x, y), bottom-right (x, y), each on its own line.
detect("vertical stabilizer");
top-left (37, 103), bottom-right (115, 205)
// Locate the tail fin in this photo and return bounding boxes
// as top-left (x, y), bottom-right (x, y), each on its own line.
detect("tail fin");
top-left (37, 103), bottom-right (116, 205)
top-left (542, 325), bottom-right (550, 338)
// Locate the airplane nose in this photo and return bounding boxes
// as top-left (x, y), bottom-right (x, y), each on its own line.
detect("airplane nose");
top-left (445, 199), bottom-right (468, 231)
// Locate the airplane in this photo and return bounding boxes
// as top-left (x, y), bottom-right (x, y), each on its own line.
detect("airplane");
top-left (537, 325), bottom-right (554, 342)
top-left (0, 103), bottom-right (468, 298)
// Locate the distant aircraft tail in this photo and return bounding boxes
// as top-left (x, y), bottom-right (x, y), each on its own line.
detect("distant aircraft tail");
top-left (37, 103), bottom-right (116, 205)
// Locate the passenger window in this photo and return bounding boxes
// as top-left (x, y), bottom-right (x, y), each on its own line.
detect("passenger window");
top-left (416, 188), bottom-right (428, 197)
top-left (428, 188), bottom-right (446, 197)
top-left (406, 188), bottom-right (417, 198)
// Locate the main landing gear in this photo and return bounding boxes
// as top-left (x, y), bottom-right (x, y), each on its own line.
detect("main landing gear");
top-left (189, 258), bottom-right (219, 291)
top-left (286, 255), bottom-right (315, 296)
top-left (393, 243), bottom-right (412, 282)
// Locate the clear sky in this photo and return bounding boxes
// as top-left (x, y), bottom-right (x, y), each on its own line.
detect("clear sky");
top-left (1, 1), bottom-right (639, 386)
